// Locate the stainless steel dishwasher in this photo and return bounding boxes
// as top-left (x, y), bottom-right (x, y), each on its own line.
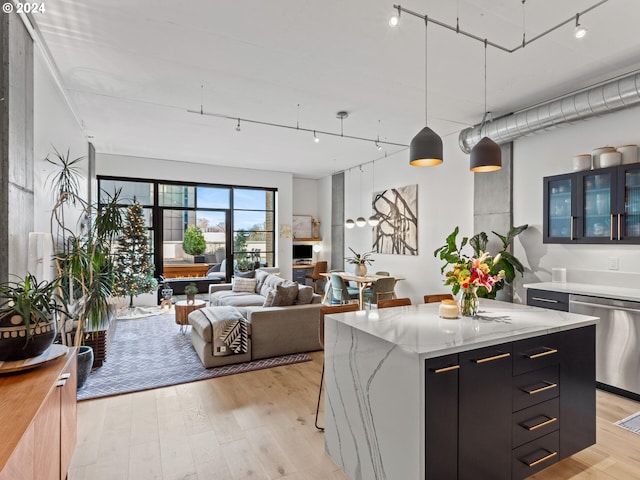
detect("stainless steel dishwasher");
top-left (569, 294), bottom-right (640, 397)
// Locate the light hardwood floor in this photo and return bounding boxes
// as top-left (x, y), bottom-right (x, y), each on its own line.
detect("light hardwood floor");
top-left (70, 352), bottom-right (640, 480)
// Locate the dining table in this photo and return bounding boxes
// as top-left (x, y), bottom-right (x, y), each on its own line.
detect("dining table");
top-left (320, 272), bottom-right (404, 310)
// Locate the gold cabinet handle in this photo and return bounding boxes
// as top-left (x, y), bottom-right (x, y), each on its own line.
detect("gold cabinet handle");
top-left (523, 381), bottom-right (558, 395)
top-left (526, 417), bottom-right (558, 431)
top-left (433, 365), bottom-right (460, 374)
top-left (526, 451), bottom-right (558, 468)
top-left (527, 348), bottom-right (558, 359)
top-left (474, 352), bottom-right (510, 364)
top-left (530, 297), bottom-right (558, 304)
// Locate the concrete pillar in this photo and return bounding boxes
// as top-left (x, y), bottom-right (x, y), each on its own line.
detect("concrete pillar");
top-left (331, 172), bottom-right (345, 270)
top-left (0, 12), bottom-right (34, 282)
top-left (473, 143), bottom-right (513, 301)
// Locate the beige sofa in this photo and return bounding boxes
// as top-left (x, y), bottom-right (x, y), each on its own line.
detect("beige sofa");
top-left (188, 270), bottom-right (323, 368)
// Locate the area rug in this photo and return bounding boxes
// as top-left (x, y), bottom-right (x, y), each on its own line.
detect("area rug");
top-left (615, 411), bottom-right (640, 435)
top-left (77, 313), bottom-right (310, 401)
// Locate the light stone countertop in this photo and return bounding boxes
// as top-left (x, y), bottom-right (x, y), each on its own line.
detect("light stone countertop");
top-left (524, 281), bottom-right (640, 302)
top-left (325, 299), bottom-right (598, 359)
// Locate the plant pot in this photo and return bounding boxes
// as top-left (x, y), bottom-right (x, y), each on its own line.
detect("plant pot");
top-left (0, 312), bottom-right (57, 361)
top-left (354, 264), bottom-right (367, 276)
top-left (193, 255), bottom-right (205, 263)
top-left (76, 345), bottom-right (94, 390)
top-left (186, 294), bottom-right (196, 305)
top-left (161, 288), bottom-right (173, 300)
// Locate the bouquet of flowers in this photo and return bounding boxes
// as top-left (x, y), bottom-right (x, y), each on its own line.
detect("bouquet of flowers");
top-left (444, 251), bottom-right (505, 296)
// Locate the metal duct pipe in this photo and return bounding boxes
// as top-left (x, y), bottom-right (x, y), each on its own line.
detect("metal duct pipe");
top-left (459, 71), bottom-right (640, 153)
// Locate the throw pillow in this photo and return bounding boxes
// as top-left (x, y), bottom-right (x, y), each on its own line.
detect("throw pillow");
top-left (272, 282), bottom-right (299, 307)
top-left (232, 277), bottom-right (257, 293)
top-left (235, 270), bottom-right (256, 278)
top-left (254, 270), bottom-right (270, 293)
top-left (206, 264), bottom-right (221, 275)
top-left (295, 285), bottom-right (314, 305)
top-left (262, 290), bottom-right (275, 307)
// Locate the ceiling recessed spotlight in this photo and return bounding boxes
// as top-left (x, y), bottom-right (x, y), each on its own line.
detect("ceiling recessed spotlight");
top-left (388, 7), bottom-right (400, 27)
top-left (574, 13), bottom-right (587, 39)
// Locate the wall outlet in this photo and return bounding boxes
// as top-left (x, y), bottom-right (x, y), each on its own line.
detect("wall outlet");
top-left (608, 257), bottom-right (619, 270)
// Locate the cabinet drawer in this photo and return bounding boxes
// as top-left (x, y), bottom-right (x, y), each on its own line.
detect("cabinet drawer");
top-left (513, 366), bottom-right (559, 412)
top-left (526, 289), bottom-right (569, 312)
top-left (512, 334), bottom-right (561, 376)
top-left (512, 430), bottom-right (559, 480)
top-left (512, 398), bottom-right (559, 448)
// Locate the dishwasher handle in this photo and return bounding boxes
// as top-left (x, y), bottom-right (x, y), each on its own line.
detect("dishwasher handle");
top-left (569, 299), bottom-right (640, 315)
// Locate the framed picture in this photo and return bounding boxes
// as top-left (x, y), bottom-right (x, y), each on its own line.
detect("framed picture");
top-left (372, 184), bottom-right (418, 255)
top-left (292, 215), bottom-right (313, 238)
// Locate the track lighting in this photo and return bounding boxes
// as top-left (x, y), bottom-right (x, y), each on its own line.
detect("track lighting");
top-left (236, 119), bottom-right (241, 131)
top-left (388, 6), bottom-right (400, 27)
top-left (314, 130), bottom-right (320, 143)
top-left (375, 140), bottom-right (382, 150)
top-left (574, 13), bottom-right (587, 38)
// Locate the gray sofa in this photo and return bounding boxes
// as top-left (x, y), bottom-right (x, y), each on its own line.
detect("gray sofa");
top-left (188, 270), bottom-right (323, 368)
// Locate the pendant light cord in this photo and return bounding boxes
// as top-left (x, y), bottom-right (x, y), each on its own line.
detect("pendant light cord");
top-left (521, 0), bottom-right (527, 48)
top-left (483, 39), bottom-right (487, 137)
top-left (425, 16), bottom-right (429, 125)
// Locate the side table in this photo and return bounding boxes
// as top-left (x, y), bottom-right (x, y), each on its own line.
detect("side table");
top-left (174, 299), bottom-right (206, 333)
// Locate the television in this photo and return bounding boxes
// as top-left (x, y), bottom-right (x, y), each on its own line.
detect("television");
top-left (293, 244), bottom-right (313, 260)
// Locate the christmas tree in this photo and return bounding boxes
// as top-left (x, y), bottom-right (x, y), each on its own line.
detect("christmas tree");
top-left (113, 202), bottom-right (157, 307)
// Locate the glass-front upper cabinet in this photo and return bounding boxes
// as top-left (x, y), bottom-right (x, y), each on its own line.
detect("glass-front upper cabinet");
top-left (619, 164), bottom-right (640, 242)
top-left (543, 173), bottom-right (577, 243)
top-left (543, 164), bottom-right (640, 244)
top-left (576, 167), bottom-right (617, 243)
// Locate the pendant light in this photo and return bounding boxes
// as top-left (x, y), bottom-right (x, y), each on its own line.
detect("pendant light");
top-left (410, 17), bottom-right (443, 167)
top-left (470, 39), bottom-right (501, 172)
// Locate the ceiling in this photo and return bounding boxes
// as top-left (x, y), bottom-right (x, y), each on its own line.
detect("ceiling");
top-left (32, 0), bottom-right (640, 179)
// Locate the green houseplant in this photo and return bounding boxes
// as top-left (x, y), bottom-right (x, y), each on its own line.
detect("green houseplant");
top-left (182, 226), bottom-right (206, 262)
top-left (345, 247), bottom-right (374, 276)
top-left (0, 274), bottom-right (65, 361)
top-left (184, 282), bottom-right (198, 304)
top-left (434, 225), bottom-right (528, 300)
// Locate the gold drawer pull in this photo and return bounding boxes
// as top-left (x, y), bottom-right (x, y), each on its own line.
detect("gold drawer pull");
top-left (528, 348), bottom-right (558, 359)
top-left (433, 365), bottom-right (460, 373)
top-left (531, 297), bottom-right (558, 303)
top-left (524, 382), bottom-right (558, 395)
top-left (526, 451), bottom-right (558, 468)
top-left (474, 352), bottom-right (510, 364)
top-left (526, 417), bottom-right (558, 431)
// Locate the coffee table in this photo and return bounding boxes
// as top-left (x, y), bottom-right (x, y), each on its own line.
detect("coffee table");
top-left (174, 299), bottom-right (206, 333)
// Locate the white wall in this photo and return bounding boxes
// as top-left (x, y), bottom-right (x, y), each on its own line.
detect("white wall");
top-left (96, 153), bottom-right (296, 280)
top-left (325, 133), bottom-right (474, 304)
top-left (32, 48), bottom-right (88, 280)
top-left (513, 106), bottom-right (640, 302)
top-left (292, 178), bottom-right (319, 216)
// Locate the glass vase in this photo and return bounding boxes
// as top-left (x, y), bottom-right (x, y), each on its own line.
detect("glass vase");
top-left (459, 287), bottom-right (479, 317)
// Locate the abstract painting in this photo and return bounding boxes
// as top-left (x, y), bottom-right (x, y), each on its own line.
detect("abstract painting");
top-left (372, 184), bottom-right (418, 255)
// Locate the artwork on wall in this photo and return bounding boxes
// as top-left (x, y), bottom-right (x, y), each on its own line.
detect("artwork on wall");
top-left (372, 184), bottom-right (418, 255)
top-left (292, 215), bottom-right (313, 238)
top-left (279, 224), bottom-right (292, 238)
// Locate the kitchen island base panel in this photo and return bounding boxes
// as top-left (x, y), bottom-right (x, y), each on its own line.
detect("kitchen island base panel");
top-left (324, 319), bottom-right (422, 480)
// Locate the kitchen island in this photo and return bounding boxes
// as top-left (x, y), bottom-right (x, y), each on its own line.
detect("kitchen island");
top-left (323, 300), bottom-right (598, 480)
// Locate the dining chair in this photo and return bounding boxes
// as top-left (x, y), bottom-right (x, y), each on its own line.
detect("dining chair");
top-left (424, 293), bottom-right (455, 304)
top-left (306, 261), bottom-right (328, 293)
top-left (329, 273), bottom-right (358, 305)
top-left (377, 297), bottom-right (412, 309)
top-left (364, 277), bottom-right (397, 309)
top-left (315, 303), bottom-right (360, 430)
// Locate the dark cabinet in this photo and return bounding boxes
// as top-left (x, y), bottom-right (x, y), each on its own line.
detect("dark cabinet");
top-left (543, 163), bottom-right (640, 244)
top-left (424, 327), bottom-right (595, 480)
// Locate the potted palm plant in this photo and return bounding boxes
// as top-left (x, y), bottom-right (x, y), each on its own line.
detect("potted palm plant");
top-left (345, 247), bottom-right (374, 276)
top-left (0, 274), bottom-right (65, 361)
top-left (47, 148), bottom-right (124, 387)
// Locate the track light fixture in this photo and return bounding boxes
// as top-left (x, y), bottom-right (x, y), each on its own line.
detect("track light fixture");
top-left (375, 140), bottom-right (382, 150)
top-left (574, 13), bottom-right (587, 38)
top-left (236, 118), bottom-right (241, 132)
top-left (388, 6), bottom-right (400, 27)
top-left (313, 130), bottom-right (320, 143)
